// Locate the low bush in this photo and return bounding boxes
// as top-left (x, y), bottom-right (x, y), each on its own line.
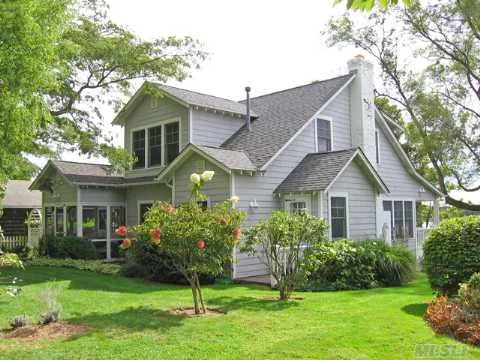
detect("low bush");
top-left (459, 272), bottom-right (480, 314)
top-left (27, 258), bottom-right (121, 276)
top-left (425, 296), bottom-right (480, 346)
top-left (43, 235), bottom-right (98, 260)
top-left (304, 240), bottom-right (416, 291)
top-left (423, 216), bottom-right (480, 295)
top-left (10, 315), bottom-right (30, 329)
top-left (120, 237), bottom-right (215, 285)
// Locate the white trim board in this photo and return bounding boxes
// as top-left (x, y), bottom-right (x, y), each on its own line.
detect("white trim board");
top-left (260, 74), bottom-right (356, 171)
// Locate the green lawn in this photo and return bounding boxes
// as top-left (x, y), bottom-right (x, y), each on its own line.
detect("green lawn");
top-left (0, 267), bottom-right (478, 359)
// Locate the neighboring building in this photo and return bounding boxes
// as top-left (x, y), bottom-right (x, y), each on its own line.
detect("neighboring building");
top-left (0, 180), bottom-right (41, 238)
top-left (30, 56), bottom-right (443, 278)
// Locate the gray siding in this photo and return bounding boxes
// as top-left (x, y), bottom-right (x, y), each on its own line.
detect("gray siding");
top-left (43, 173), bottom-right (77, 205)
top-left (319, 86), bottom-right (352, 151)
top-left (79, 188), bottom-right (125, 204)
top-left (376, 124), bottom-right (436, 201)
top-left (191, 109), bottom-right (244, 147)
top-left (233, 121), bottom-right (316, 278)
top-left (125, 184), bottom-right (171, 226)
top-left (326, 160), bottom-right (377, 240)
top-left (174, 153), bottom-right (230, 205)
top-left (124, 94), bottom-right (189, 178)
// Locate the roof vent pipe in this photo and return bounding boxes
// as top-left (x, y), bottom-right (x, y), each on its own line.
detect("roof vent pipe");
top-left (245, 86), bottom-right (251, 131)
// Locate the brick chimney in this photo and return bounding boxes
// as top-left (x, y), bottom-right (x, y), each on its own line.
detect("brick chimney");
top-left (348, 55), bottom-right (376, 164)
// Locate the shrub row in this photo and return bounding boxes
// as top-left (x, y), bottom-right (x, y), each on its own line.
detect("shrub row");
top-left (27, 257), bottom-right (121, 276)
top-left (303, 240), bottom-right (416, 291)
top-left (42, 235), bottom-right (98, 260)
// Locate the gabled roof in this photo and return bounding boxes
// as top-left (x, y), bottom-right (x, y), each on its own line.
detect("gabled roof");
top-left (374, 108), bottom-right (443, 197)
top-left (112, 82), bottom-right (256, 125)
top-left (2, 180), bottom-right (41, 208)
top-left (30, 160), bottom-right (157, 190)
top-left (155, 144), bottom-right (257, 183)
top-left (274, 148), bottom-right (389, 194)
top-left (221, 73), bottom-right (355, 169)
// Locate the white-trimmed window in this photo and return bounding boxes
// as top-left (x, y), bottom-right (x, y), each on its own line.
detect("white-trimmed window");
top-left (290, 201), bottom-right (307, 214)
top-left (138, 201), bottom-right (154, 224)
top-left (316, 118), bottom-right (332, 152)
top-left (330, 196), bottom-right (347, 239)
top-left (131, 118), bottom-right (180, 169)
top-left (383, 200), bottom-right (414, 241)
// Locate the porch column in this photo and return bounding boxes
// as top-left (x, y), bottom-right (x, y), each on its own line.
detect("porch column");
top-left (106, 205), bottom-right (111, 261)
top-left (433, 198), bottom-right (440, 225)
top-left (76, 205), bottom-right (83, 237)
top-left (63, 206), bottom-right (67, 236)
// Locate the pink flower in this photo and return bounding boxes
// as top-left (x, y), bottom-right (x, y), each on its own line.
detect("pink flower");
top-left (197, 240), bottom-right (206, 250)
top-left (116, 226), bottom-right (128, 237)
top-left (233, 228), bottom-right (241, 241)
top-left (121, 238), bottom-right (132, 249)
top-left (219, 217), bottom-right (228, 226)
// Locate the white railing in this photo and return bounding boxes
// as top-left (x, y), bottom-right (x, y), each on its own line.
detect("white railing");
top-left (0, 235), bottom-right (28, 250)
top-left (416, 228), bottom-right (432, 259)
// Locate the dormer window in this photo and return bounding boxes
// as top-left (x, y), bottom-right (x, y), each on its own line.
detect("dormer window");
top-left (316, 118), bottom-right (332, 152)
top-left (131, 118), bottom-right (180, 169)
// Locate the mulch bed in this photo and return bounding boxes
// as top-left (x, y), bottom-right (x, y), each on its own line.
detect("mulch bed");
top-left (0, 322), bottom-right (90, 342)
top-left (168, 307), bottom-right (225, 317)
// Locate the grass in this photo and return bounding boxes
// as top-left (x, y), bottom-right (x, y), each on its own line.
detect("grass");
top-left (0, 267), bottom-right (479, 359)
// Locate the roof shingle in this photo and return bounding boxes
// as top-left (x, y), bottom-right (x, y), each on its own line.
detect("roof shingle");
top-left (274, 149), bottom-right (357, 193)
top-left (196, 145), bottom-right (257, 171)
top-left (222, 73), bottom-right (354, 168)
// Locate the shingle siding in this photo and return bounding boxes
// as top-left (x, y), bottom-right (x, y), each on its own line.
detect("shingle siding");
top-left (191, 110), bottom-right (245, 147)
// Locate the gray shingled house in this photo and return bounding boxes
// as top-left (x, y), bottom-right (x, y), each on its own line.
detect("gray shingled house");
top-left (30, 56), bottom-right (442, 279)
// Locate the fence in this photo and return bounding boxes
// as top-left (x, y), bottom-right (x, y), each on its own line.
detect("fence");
top-left (415, 228), bottom-right (432, 260)
top-left (0, 235), bottom-right (28, 250)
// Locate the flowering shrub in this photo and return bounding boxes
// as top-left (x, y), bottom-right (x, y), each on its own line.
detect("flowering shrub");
top-left (121, 170), bottom-right (244, 314)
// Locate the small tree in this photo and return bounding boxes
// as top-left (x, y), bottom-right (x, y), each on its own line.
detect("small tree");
top-left (129, 171), bottom-right (244, 315)
top-left (243, 211), bottom-right (328, 300)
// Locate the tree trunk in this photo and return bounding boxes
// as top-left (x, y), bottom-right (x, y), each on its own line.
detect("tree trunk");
top-left (279, 279), bottom-right (290, 301)
top-left (195, 273), bottom-right (206, 313)
top-left (189, 278), bottom-right (200, 315)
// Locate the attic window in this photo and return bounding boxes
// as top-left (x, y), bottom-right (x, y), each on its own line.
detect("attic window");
top-left (316, 118), bottom-right (332, 152)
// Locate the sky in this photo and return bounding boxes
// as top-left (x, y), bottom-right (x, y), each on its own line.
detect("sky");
top-left (52, 0), bottom-right (478, 204)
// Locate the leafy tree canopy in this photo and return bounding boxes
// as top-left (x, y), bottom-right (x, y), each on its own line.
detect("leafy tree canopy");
top-left (326, 0), bottom-right (480, 211)
top-left (0, 0), bottom-right (205, 190)
top-left (334, 0), bottom-right (411, 11)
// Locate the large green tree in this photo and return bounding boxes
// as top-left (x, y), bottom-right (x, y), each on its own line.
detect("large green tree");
top-left (326, 0), bottom-right (480, 211)
top-left (0, 0), bottom-right (205, 194)
top-left (334, 0), bottom-right (411, 11)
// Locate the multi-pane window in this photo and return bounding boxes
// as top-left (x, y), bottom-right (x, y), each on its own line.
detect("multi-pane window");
top-left (66, 206), bottom-right (77, 236)
top-left (132, 129), bottom-right (146, 169)
top-left (45, 207), bottom-right (54, 236)
top-left (132, 121), bottom-right (179, 168)
top-left (165, 122), bottom-right (180, 164)
top-left (383, 200), bottom-right (414, 243)
top-left (55, 207), bottom-right (64, 235)
top-left (331, 197), bottom-right (347, 239)
top-left (317, 119), bottom-right (331, 152)
top-left (148, 126), bottom-right (162, 167)
top-left (290, 201), bottom-right (307, 215)
top-left (197, 200), bottom-right (208, 210)
top-left (139, 203), bottom-right (153, 224)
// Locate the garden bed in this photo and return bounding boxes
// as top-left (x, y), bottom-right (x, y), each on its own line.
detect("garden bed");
top-left (0, 322), bottom-right (90, 342)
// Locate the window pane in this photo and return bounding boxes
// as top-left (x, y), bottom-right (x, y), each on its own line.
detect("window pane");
top-left (83, 207), bottom-right (97, 239)
top-left (111, 207), bottom-right (125, 235)
top-left (317, 119), bottom-right (331, 152)
top-left (139, 203), bottom-right (153, 224)
top-left (148, 126), bottom-right (162, 167)
top-left (98, 208), bottom-right (107, 232)
top-left (197, 201), bottom-right (208, 210)
top-left (383, 200), bottom-right (393, 240)
top-left (331, 197), bottom-right (347, 239)
top-left (405, 201), bottom-right (414, 237)
top-left (394, 201), bottom-right (404, 241)
top-left (66, 206), bottom-right (77, 236)
top-left (165, 122), bottom-right (179, 164)
top-left (290, 201), bottom-right (307, 214)
top-left (132, 129), bottom-right (146, 169)
top-left (55, 207), bottom-right (64, 235)
top-left (45, 207), bottom-right (55, 236)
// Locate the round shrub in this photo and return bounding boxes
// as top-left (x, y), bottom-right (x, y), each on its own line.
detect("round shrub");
top-left (44, 235), bottom-right (98, 260)
top-left (459, 272), bottom-right (480, 312)
top-left (423, 216), bottom-right (480, 295)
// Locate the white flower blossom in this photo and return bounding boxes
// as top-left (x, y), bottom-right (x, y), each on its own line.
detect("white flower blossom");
top-left (190, 173), bottom-right (201, 184)
top-left (229, 195), bottom-right (240, 204)
top-left (200, 170), bottom-right (215, 182)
